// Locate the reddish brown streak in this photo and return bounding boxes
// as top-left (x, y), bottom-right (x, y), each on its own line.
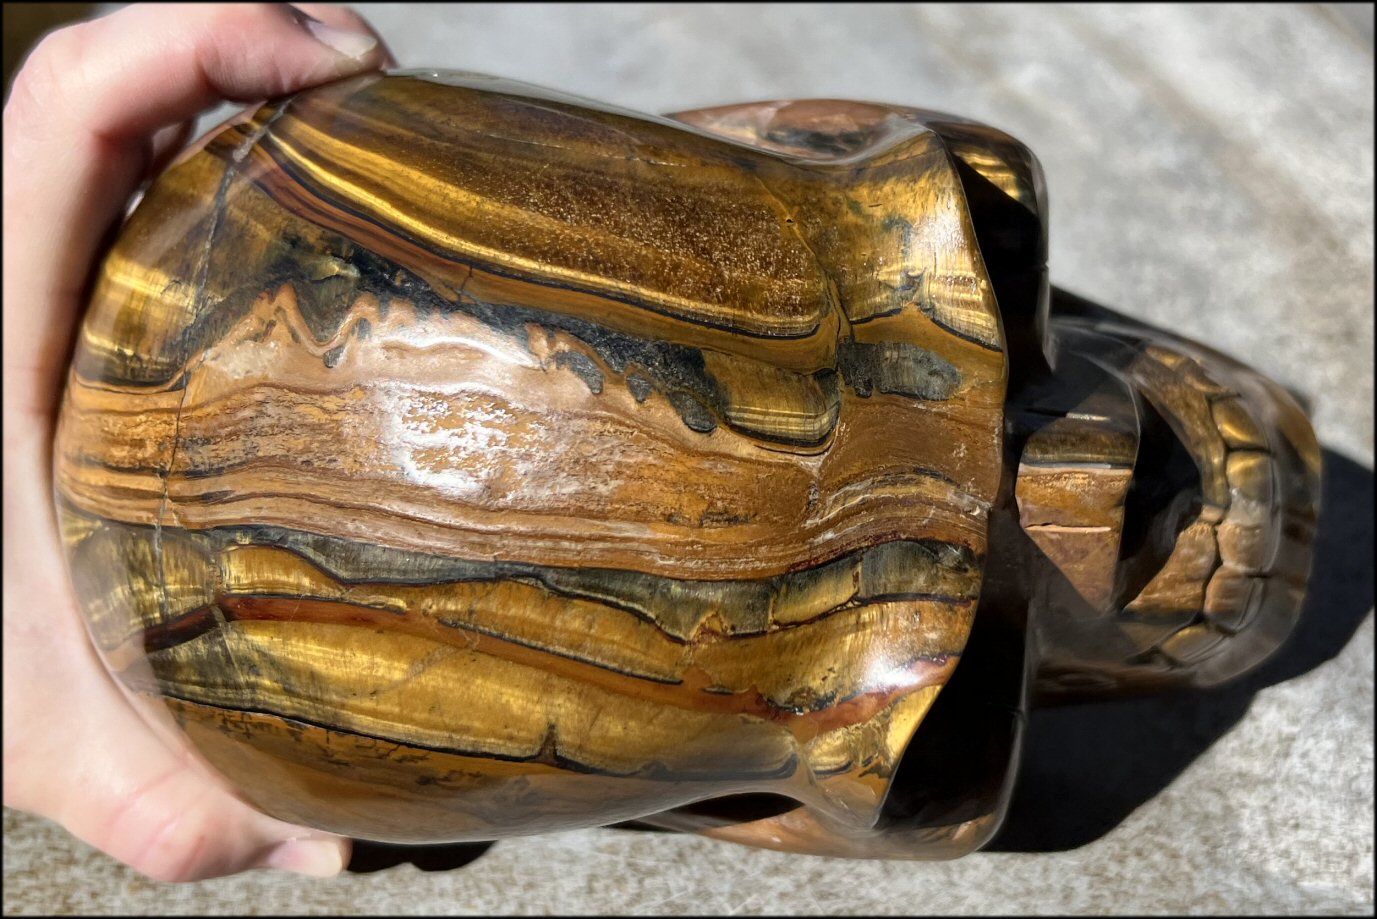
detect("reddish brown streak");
top-left (126, 593), bottom-right (957, 742)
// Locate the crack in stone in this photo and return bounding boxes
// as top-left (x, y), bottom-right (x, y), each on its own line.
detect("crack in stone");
top-left (153, 97), bottom-right (299, 629)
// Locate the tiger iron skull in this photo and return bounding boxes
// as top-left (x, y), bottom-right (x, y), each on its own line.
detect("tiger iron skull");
top-left (54, 71), bottom-right (1321, 858)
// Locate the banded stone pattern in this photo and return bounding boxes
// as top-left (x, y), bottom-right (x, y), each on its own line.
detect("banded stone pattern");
top-left (54, 73), bottom-right (1009, 848)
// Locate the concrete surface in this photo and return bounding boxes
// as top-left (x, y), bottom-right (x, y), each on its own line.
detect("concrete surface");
top-left (3, 3), bottom-right (1372, 914)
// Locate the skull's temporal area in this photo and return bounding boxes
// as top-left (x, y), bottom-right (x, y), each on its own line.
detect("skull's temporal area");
top-left (53, 74), bottom-right (1012, 850)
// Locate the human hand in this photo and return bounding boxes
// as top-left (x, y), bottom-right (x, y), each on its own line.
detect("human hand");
top-left (3, 3), bottom-right (394, 882)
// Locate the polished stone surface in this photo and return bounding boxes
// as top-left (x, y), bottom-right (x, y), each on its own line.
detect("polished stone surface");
top-left (4, 2), bottom-right (1372, 914)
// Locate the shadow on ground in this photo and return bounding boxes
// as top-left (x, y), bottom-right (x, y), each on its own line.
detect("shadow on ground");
top-left (987, 446), bottom-right (1373, 851)
top-left (348, 838), bottom-right (495, 874)
top-left (985, 290), bottom-right (1375, 850)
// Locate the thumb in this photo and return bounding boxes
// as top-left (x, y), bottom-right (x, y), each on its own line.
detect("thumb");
top-left (3, 1), bottom-right (393, 422)
top-left (2, 1), bottom-right (387, 881)
top-left (2, 449), bottom-right (352, 881)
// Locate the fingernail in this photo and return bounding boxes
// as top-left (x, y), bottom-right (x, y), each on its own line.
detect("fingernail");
top-left (302, 19), bottom-right (379, 60)
top-left (263, 838), bottom-right (346, 877)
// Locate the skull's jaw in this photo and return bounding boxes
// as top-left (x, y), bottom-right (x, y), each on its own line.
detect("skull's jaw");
top-left (628, 591), bottom-right (1031, 859)
top-left (1013, 293), bottom-right (1322, 700)
top-left (624, 555), bottom-right (1033, 861)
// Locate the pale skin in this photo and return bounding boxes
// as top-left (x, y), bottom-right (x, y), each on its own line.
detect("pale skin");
top-left (2, 3), bottom-right (397, 881)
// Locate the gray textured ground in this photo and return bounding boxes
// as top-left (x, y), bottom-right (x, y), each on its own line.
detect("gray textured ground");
top-left (4, 3), bottom-right (1373, 915)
